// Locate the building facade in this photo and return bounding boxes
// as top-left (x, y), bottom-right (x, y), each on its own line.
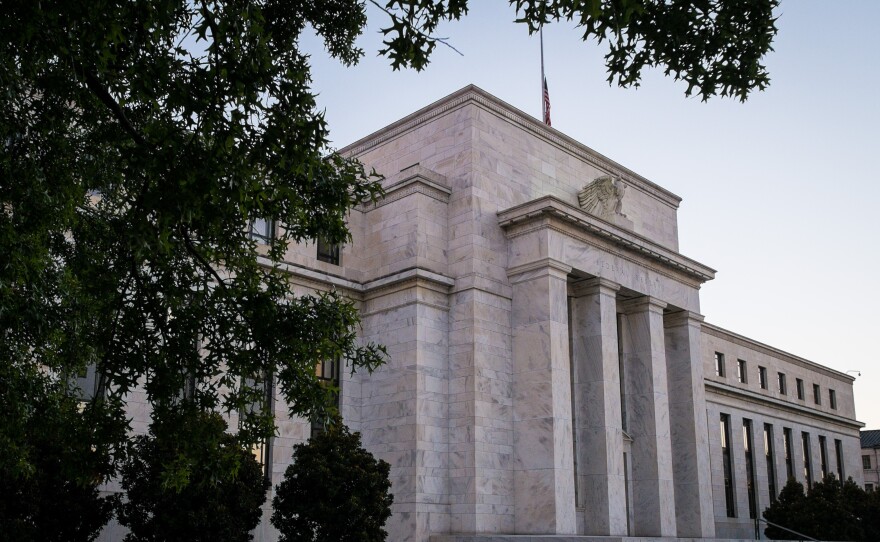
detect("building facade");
top-left (100, 86), bottom-right (863, 542)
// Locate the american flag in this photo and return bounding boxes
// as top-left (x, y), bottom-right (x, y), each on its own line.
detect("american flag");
top-left (542, 77), bottom-right (551, 127)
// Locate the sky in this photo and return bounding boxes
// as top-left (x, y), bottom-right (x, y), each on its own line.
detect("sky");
top-left (300, 1), bottom-right (880, 429)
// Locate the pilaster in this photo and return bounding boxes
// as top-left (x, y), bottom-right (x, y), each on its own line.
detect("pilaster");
top-left (569, 277), bottom-right (628, 536)
top-left (508, 259), bottom-right (576, 535)
top-left (664, 310), bottom-right (716, 538)
top-left (620, 296), bottom-right (676, 537)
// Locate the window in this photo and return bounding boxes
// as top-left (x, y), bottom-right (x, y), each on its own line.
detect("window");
top-left (743, 419), bottom-right (758, 519)
top-left (243, 371), bottom-right (274, 481)
top-left (311, 357), bottom-right (341, 437)
top-left (829, 389), bottom-right (837, 410)
top-left (864, 455), bottom-right (872, 470)
top-left (819, 436), bottom-right (828, 479)
top-left (316, 237), bottom-right (340, 265)
top-left (777, 372), bottom-right (787, 395)
top-left (248, 217), bottom-right (274, 243)
top-left (765, 424), bottom-right (778, 502)
top-left (796, 378), bottom-right (805, 400)
top-left (802, 432), bottom-right (813, 487)
top-left (867, 483), bottom-right (875, 493)
top-left (721, 413), bottom-right (736, 517)
top-left (835, 439), bottom-right (845, 480)
top-left (783, 428), bottom-right (795, 480)
top-left (70, 363), bottom-right (106, 404)
top-left (759, 366), bottom-right (768, 389)
top-left (813, 384), bottom-right (821, 405)
top-left (737, 359), bottom-right (747, 384)
top-left (715, 352), bottom-right (726, 377)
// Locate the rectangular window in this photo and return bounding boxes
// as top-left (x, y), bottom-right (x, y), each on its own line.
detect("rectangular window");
top-left (737, 359), bottom-right (747, 383)
top-left (813, 384), bottom-right (821, 405)
top-left (802, 432), bottom-right (813, 487)
top-left (715, 352), bottom-right (726, 377)
top-left (783, 428), bottom-right (795, 481)
top-left (764, 424), bottom-right (778, 502)
top-left (777, 372), bottom-right (787, 395)
top-left (721, 413), bottom-right (736, 517)
top-left (819, 436), bottom-right (828, 479)
top-left (796, 378), bottom-right (805, 400)
top-left (316, 237), bottom-right (341, 265)
top-left (864, 455), bottom-right (872, 470)
top-left (248, 217), bottom-right (274, 243)
top-left (829, 389), bottom-right (837, 410)
top-left (743, 419), bottom-right (758, 519)
top-left (867, 483), bottom-right (874, 493)
top-left (759, 366), bottom-right (768, 389)
top-left (243, 371), bottom-right (274, 481)
top-left (311, 357), bottom-right (341, 437)
top-left (835, 439), bottom-right (845, 480)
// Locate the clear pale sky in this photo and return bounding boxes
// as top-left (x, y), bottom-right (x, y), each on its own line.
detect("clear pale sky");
top-left (301, 1), bottom-right (880, 429)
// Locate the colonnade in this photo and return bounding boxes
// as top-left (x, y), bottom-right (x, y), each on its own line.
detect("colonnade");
top-left (509, 264), bottom-right (715, 537)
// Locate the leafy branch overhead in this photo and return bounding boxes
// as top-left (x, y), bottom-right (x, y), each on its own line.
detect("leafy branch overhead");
top-left (375, 0), bottom-right (779, 101)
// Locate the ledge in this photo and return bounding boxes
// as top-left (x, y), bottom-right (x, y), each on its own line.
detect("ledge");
top-left (705, 380), bottom-right (865, 430)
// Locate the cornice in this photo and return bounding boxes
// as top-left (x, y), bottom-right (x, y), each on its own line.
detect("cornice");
top-left (701, 323), bottom-right (855, 383)
top-left (358, 165), bottom-right (451, 212)
top-left (362, 267), bottom-right (454, 300)
top-left (339, 85), bottom-right (682, 209)
top-left (706, 380), bottom-right (864, 430)
top-left (498, 195), bottom-right (716, 284)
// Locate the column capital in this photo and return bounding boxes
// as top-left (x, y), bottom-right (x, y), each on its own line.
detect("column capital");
top-left (620, 295), bottom-right (667, 315)
top-left (664, 309), bottom-right (705, 328)
top-left (570, 277), bottom-right (621, 298)
top-left (508, 258), bottom-right (572, 285)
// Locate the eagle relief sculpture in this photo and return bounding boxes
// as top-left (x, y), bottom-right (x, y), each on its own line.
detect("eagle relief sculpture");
top-left (577, 175), bottom-right (634, 229)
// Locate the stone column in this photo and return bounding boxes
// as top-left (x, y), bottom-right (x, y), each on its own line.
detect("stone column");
top-left (569, 278), bottom-right (628, 536)
top-left (664, 310), bottom-right (716, 538)
top-left (509, 259), bottom-right (576, 535)
top-left (620, 297), bottom-right (676, 537)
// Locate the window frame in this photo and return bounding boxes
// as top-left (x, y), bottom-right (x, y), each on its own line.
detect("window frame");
top-left (248, 217), bottom-right (275, 244)
top-left (316, 237), bottom-right (341, 266)
top-left (796, 378), bottom-right (805, 400)
top-left (737, 359), bottom-right (747, 384)
top-left (715, 352), bottom-right (726, 378)
top-left (813, 383), bottom-right (821, 406)
top-left (777, 372), bottom-right (787, 395)
top-left (758, 366), bottom-right (768, 390)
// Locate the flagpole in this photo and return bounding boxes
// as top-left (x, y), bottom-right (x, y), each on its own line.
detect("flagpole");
top-left (540, 25), bottom-right (545, 120)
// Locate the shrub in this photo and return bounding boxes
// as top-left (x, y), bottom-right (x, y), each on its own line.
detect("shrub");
top-left (272, 421), bottom-right (393, 542)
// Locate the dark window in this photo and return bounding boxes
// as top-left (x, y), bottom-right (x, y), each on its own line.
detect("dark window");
top-left (813, 384), bottom-right (821, 405)
top-left (743, 419), bottom-right (758, 519)
top-left (835, 439), bottom-right (845, 480)
top-left (829, 389), bottom-right (837, 410)
top-left (721, 413), bottom-right (736, 517)
top-left (248, 217), bottom-right (274, 243)
top-left (764, 424), bottom-right (778, 502)
top-left (759, 366), bottom-right (768, 389)
top-left (783, 428), bottom-right (795, 480)
top-left (737, 359), bottom-right (747, 384)
top-left (243, 372), bottom-right (274, 481)
top-left (311, 357), bottom-right (341, 437)
top-left (777, 372), bottom-right (787, 395)
top-left (819, 436), bottom-right (828, 479)
top-left (802, 432), bottom-right (813, 487)
top-left (868, 483), bottom-right (875, 493)
top-left (70, 363), bottom-right (106, 404)
top-left (715, 352), bottom-right (726, 377)
top-left (316, 237), bottom-right (340, 265)
top-left (796, 378), bottom-right (805, 400)
top-left (864, 455), bottom-right (872, 470)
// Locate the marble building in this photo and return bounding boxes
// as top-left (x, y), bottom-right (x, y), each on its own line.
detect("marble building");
top-left (92, 85), bottom-right (861, 542)
top-left (250, 85), bottom-right (863, 542)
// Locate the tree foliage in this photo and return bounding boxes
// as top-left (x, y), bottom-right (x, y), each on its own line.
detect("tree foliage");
top-left (763, 476), bottom-right (880, 541)
top-left (0, 362), bottom-right (121, 542)
top-left (271, 420), bottom-right (393, 542)
top-left (375, 0), bottom-right (779, 100)
top-left (117, 409), bottom-right (270, 542)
